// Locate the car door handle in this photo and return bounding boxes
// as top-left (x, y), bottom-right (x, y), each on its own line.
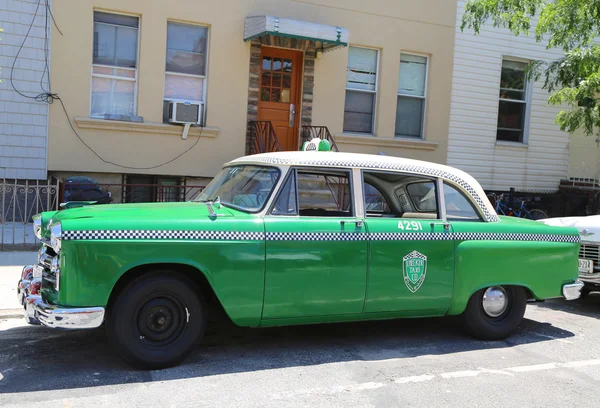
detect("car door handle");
top-left (341, 220), bottom-right (363, 228)
top-left (430, 221), bottom-right (451, 231)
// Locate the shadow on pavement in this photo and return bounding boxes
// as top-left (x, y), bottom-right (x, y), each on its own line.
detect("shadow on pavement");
top-left (0, 315), bottom-right (575, 394)
top-left (535, 293), bottom-right (600, 319)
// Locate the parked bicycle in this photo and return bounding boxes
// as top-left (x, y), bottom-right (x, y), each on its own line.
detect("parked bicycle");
top-left (488, 193), bottom-right (548, 220)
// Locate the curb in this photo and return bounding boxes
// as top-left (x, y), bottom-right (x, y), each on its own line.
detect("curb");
top-left (0, 309), bottom-right (24, 320)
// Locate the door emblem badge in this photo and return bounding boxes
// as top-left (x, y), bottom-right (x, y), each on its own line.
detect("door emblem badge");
top-left (402, 251), bottom-right (427, 293)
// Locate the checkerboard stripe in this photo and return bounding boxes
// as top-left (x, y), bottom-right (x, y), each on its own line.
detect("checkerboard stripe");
top-left (62, 230), bottom-right (264, 241)
top-left (451, 232), bottom-right (581, 243)
top-left (266, 232), bottom-right (368, 241)
top-left (62, 229), bottom-right (580, 244)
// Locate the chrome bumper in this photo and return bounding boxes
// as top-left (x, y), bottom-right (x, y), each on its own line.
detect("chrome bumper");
top-left (17, 265), bottom-right (105, 329)
top-left (563, 280), bottom-right (585, 300)
top-left (579, 273), bottom-right (600, 285)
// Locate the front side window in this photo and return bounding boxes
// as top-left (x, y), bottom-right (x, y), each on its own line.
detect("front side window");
top-left (164, 22), bottom-right (208, 107)
top-left (272, 170), bottom-right (352, 217)
top-left (497, 59), bottom-right (529, 143)
top-left (443, 183), bottom-right (481, 221)
top-left (271, 172), bottom-right (297, 216)
top-left (343, 46), bottom-right (379, 134)
top-left (396, 54), bottom-right (428, 138)
top-left (195, 166), bottom-right (279, 212)
top-left (91, 12), bottom-right (139, 117)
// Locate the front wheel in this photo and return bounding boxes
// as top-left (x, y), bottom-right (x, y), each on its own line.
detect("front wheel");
top-left (463, 286), bottom-right (527, 341)
top-left (526, 209), bottom-right (548, 220)
top-left (107, 272), bottom-right (207, 369)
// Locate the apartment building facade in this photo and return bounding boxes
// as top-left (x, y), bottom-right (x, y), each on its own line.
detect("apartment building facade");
top-left (35, 0), bottom-right (458, 201)
top-left (448, 0), bottom-right (599, 194)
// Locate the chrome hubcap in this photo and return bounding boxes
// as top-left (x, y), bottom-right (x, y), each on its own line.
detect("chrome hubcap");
top-left (482, 286), bottom-right (508, 318)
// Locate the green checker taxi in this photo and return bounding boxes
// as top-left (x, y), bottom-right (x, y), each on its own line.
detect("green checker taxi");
top-left (17, 150), bottom-right (584, 369)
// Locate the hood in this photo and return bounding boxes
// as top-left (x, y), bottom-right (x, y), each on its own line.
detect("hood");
top-left (50, 201), bottom-right (238, 223)
top-left (537, 215), bottom-right (600, 242)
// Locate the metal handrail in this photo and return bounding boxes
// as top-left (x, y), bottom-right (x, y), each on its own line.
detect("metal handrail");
top-left (300, 126), bottom-right (340, 152)
top-left (248, 121), bottom-right (283, 154)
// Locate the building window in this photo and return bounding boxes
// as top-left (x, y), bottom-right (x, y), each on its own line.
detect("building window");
top-left (164, 22), bottom-right (208, 109)
top-left (343, 46), bottom-right (379, 134)
top-left (124, 175), bottom-right (182, 203)
top-left (497, 59), bottom-right (529, 143)
top-left (91, 11), bottom-right (139, 118)
top-left (396, 54), bottom-right (428, 138)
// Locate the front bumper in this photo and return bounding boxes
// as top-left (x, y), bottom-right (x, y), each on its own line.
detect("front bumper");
top-left (579, 273), bottom-right (600, 286)
top-left (563, 280), bottom-right (585, 300)
top-left (17, 265), bottom-right (105, 329)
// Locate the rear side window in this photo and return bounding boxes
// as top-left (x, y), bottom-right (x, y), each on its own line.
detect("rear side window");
top-left (364, 182), bottom-right (392, 214)
top-left (443, 182), bottom-right (481, 221)
top-left (406, 182), bottom-right (437, 213)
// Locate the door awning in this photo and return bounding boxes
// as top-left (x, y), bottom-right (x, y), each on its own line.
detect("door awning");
top-left (244, 15), bottom-right (349, 52)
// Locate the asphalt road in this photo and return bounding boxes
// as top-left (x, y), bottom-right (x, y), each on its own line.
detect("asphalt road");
top-left (0, 295), bottom-right (599, 407)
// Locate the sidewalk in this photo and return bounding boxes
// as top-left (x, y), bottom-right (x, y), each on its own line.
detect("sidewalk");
top-left (0, 251), bottom-right (37, 317)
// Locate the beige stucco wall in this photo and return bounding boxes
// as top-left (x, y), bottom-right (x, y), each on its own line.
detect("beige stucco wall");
top-left (49, 0), bottom-right (457, 178)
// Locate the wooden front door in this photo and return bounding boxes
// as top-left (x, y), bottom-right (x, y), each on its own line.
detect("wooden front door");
top-left (258, 47), bottom-right (303, 151)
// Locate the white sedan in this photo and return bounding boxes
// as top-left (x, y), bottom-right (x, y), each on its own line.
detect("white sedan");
top-left (538, 215), bottom-right (600, 295)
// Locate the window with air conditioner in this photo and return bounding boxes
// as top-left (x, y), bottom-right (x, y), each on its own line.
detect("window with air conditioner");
top-left (163, 22), bottom-right (209, 125)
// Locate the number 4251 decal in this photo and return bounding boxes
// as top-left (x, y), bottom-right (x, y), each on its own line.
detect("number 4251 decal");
top-left (398, 221), bottom-right (423, 231)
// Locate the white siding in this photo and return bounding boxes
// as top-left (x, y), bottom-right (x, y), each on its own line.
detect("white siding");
top-left (448, 1), bottom-right (569, 191)
top-left (0, 0), bottom-right (49, 180)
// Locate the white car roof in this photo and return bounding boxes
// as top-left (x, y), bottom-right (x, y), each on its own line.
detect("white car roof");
top-left (228, 151), bottom-right (499, 222)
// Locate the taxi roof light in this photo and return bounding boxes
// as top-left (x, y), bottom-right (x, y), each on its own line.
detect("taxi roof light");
top-left (301, 138), bottom-right (331, 152)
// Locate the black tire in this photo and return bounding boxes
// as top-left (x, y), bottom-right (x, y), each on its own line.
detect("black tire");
top-left (463, 286), bottom-right (527, 341)
top-left (526, 209), bottom-right (548, 220)
top-left (107, 271), bottom-right (207, 370)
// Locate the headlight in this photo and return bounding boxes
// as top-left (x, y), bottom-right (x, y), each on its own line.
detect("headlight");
top-left (50, 256), bottom-right (61, 291)
top-left (51, 256), bottom-right (59, 273)
top-left (38, 245), bottom-right (47, 264)
top-left (50, 223), bottom-right (62, 253)
top-left (33, 215), bottom-right (42, 239)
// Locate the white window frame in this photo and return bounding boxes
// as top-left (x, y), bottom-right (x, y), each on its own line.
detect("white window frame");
top-left (164, 21), bottom-right (210, 114)
top-left (90, 11), bottom-right (140, 119)
top-left (497, 56), bottom-right (532, 145)
top-left (396, 52), bottom-right (429, 139)
top-left (343, 45), bottom-right (380, 135)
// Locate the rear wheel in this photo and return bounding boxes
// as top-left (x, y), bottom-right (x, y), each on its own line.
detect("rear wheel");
top-left (526, 209), bottom-right (548, 220)
top-left (463, 286), bottom-right (527, 341)
top-left (107, 271), bottom-right (207, 369)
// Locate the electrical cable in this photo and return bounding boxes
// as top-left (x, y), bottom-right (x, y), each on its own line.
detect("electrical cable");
top-left (9, 0), bottom-right (203, 170)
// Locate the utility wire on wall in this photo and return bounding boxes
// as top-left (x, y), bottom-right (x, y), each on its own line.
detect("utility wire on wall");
top-left (11, 0), bottom-right (203, 170)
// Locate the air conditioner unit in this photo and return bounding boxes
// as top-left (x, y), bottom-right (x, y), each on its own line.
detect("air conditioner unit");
top-left (166, 99), bottom-right (205, 126)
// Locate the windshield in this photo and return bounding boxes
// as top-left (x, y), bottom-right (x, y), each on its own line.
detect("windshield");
top-left (194, 165), bottom-right (280, 212)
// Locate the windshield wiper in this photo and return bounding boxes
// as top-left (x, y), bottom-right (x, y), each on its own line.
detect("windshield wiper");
top-left (204, 196), bottom-right (223, 219)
